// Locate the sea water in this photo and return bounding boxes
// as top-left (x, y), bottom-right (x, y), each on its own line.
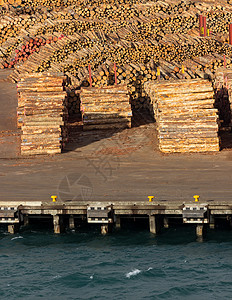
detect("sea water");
top-left (0, 226), bottom-right (232, 300)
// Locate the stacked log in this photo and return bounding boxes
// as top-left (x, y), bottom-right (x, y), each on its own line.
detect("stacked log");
top-left (144, 79), bottom-right (220, 153)
top-left (17, 73), bottom-right (68, 155)
top-left (214, 68), bottom-right (232, 127)
top-left (80, 84), bottom-right (132, 131)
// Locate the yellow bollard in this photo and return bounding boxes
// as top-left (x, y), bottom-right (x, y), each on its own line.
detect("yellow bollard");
top-left (193, 195), bottom-right (200, 202)
top-left (51, 195), bottom-right (57, 202)
top-left (148, 196), bottom-right (154, 202)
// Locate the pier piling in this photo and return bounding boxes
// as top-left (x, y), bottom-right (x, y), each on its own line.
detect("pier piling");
top-left (115, 216), bottom-right (121, 229)
top-left (209, 216), bottom-right (215, 229)
top-left (69, 215), bottom-right (75, 230)
top-left (8, 224), bottom-right (19, 234)
top-left (53, 215), bottom-right (61, 234)
top-left (101, 225), bottom-right (109, 235)
top-left (24, 215), bottom-right (29, 226)
top-left (164, 217), bottom-right (169, 229)
top-left (149, 215), bottom-right (161, 234)
top-left (196, 224), bottom-right (204, 238)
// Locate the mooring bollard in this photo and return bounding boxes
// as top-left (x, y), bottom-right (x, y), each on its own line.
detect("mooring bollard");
top-left (148, 196), bottom-right (154, 202)
top-left (193, 195), bottom-right (200, 202)
top-left (51, 195), bottom-right (57, 202)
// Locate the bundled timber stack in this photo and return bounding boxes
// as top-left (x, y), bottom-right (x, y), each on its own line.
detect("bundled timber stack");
top-left (214, 68), bottom-right (232, 127)
top-left (80, 84), bottom-right (132, 131)
top-left (17, 73), bottom-right (68, 155)
top-left (145, 79), bottom-right (220, 153)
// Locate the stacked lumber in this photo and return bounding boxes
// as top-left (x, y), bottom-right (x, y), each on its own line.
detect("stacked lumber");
top-left (17, 73), bottom-right (68, 155)
top-left (80, 84), bottom-right (132, 131)
top-left (144, 79), bottom-right (220, 153)
top-left (214, 68), bottom-right (232, 126)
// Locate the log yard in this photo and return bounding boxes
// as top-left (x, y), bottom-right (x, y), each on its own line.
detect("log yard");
top-left (1, 0), bottom-right (232, 238)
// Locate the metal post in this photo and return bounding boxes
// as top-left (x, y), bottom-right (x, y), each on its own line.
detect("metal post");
top-left (88, 64), bottom-right (92, 87)
top-left (157, 67), bottom-right (160, 81)
top-left (199, 15), bottom-right (203, 36)
top-left (114, 62), bottom-right (117, 85)
top-left (203, 16), bottom-right (207, 37)
top-left (229, 24), bottom-right (232, 45)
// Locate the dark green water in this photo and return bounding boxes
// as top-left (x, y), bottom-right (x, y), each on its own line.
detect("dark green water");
top-left (1, 226), bottom-right (232, 300)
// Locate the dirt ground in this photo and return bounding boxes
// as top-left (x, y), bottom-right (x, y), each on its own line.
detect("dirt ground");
top-left (1, 70), bottom-right (232, 204)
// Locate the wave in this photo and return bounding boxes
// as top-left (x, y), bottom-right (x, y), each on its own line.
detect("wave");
top-left (11, 236), bottom-right (23, 241)
top-left (126, 269), bottom-right (141, 278)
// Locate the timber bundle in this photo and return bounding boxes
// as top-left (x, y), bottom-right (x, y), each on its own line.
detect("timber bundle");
top-left (214, 68), bottom-right (232, 127)
top-left (17, 73), bottom-right (68, 155)
top-left (80, 84), bottom-right (132, 130)
top-left (144, 79), bottom-right (220, 153)
top-left (1, 1), bottom-right (232, 113)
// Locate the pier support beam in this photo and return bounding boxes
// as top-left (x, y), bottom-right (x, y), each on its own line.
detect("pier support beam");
top-left (164, 217), bottom-right (169, 229)
top-left (69, 215), bottom-right (75, 230)
top-left (8, 224), bottom-right (19, 234)
top-left (196, 224), bottom-right (204, 238)
top-left (115, 216), bottom-right (121, 229)
top-left (53, 215), bottom-right (62, 234)
top-left (209, 215), bottom-right (215, 229)
top-left (24, 215), bottom-right (29, 226)
top-left (149, 215), bottom-right (161, 234)
top-left (101, 225), bottom-right (109, 235)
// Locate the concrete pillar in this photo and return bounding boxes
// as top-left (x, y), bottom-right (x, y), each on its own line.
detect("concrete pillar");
top-left (209, 215), bottom-right (215, 229)
top-left (101, 225), bottom-right (108, 235)
top-left (24, 215), bottom-right (29, 226)
top-left (8, 224), bottom-right (19, 234)
top-left (53, 215), bottom-right (61, 234)
top-left (149, 215), bottom-right (161, 234)
top-left (115, 216), bottom-right (121, 229)
top-left (69, 215), bottom-right (75, 229)
top-left (164, 217), bottom-right (169, 229)
top-left (196, 224), bottom-right (204, 238)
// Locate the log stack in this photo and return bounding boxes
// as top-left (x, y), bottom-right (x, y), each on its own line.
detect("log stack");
top-left (80, 84), bottom-right (132, 131)
top-left (145, 79), bottom-right (220, 153)
top-left (214, 68), bottom-right (232, 127)
top-left (17, 73), bottom-right (68, 155)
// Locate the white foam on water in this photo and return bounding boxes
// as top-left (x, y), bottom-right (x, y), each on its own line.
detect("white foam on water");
top-left (126, 269), bottom-right (141, 278)
top-left (147, 267), bottom-right (153, 271)
top-left (90, 275), bottom-right (94, 279)
top-left (11, 236), bottom-right (23, 241)
top-left (52, 275), bottom-right (62, 279)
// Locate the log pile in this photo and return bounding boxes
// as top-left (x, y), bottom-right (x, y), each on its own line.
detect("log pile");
top-left (214, 68), bottom-right (232, 127)
top-left (17, 73), bottom-right (68, 155)
top-left (144, 79), bottom-right (220, 153)
top-left (80, 84), bottom-right (132, 130)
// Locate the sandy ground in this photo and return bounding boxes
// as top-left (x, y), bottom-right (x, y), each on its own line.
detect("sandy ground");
top-left (1, 70), bottom-right (232, 204)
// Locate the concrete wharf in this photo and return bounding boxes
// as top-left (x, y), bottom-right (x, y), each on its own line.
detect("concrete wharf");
top-left (2, 199), bottom-right (232, 239)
